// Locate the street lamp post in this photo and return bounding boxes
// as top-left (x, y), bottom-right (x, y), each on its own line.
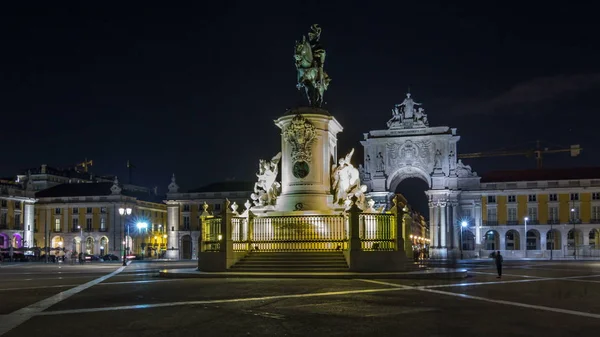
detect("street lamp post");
top-left (550, 221), bottom-right (554, 261)
top-left (460, 221), bottom-right (468, 260)
top-left (524, 217), bottom-right (529, 258)
top-left (77, 225), bottom-right (83, 263)
top-left (118, 207), bottom-right (132, 266)
top-left (571, 207), bottom-right (576, 260)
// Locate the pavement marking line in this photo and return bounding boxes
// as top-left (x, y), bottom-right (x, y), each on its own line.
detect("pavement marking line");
top-left (98, 279), bottom-right (184, 286)
top-left (0, 284), bottom-right (79, 292)
top-left (0, 265), bottom-right (126, 337)
top-left (421, 277), bottom-right (558, 289)
top-left (354, 279), bottom-right (411, 288)
top-left (0, 279), bottom-right (182, 292)
top-left (469, 271), bottom-right (544, 278)
top-left (34, 287), bottom-right (410, 316)
top-left (417, 287), bottom-right (600, 320)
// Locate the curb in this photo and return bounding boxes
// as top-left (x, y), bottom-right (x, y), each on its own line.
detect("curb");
top-left (158, 268), bottom-right (468, 280)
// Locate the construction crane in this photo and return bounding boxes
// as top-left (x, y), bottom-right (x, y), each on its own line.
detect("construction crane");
top-left (74, 159), bottom-right (93, 172)
top-left (458, 141), bottom-right (582, 169)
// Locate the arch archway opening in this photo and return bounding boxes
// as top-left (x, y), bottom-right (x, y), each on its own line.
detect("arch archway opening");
top-left (484, 230), bottom-right (500, 251)
top-left (393, 177), bottom-right (430, 219)
top-left (567, 229), bottom-right (583, 248)
top-left (589, 229), bottom-right (600, 249)
top-left (505, 230), bottom-right (520, 250)
top-left (546, 229), bottom-right (561, 250)
top-left (526, 229), bottom-right (540, 250)
top-left (0, 233), bottom-right (9, 249)
top-left (51, 236), bottom-right (64, 249)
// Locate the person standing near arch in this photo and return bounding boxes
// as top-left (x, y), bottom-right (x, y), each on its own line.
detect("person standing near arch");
top-left (494, 250), bottom-right (503, 278)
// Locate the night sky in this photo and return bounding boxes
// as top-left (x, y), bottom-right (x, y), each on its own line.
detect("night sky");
top-left (2, 1), bottom-right (599, 209)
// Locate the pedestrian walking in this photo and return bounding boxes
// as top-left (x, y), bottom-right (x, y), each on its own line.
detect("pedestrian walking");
top-left (494, 250), bottom-right (503, 278)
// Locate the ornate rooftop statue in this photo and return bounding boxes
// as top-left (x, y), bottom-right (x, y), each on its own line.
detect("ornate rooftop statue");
top-left (387, 92), bottom-right (429, 129)
top-left (294, 24), bottom-right (331, 107)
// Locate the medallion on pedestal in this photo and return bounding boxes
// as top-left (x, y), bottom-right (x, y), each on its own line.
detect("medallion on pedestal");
top-left (283, 114), bottom-right (317, 179)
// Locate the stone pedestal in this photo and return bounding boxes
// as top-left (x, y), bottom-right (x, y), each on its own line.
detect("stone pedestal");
top-left (274, 107), bottom-right (343, 212)
top-left (165, 203), bottom-right (180, 259)
top-left (24, 201), bottom-right (35, 248)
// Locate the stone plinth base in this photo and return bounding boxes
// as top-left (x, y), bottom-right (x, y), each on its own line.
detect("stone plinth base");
top-left (165, 249), bottom-right (179, 260)
top-left (430, 247), bottom-right (449, 260)
top-left (345, 250), bottom-right (408, 272)
top-left (275, 193), bottom-right (333, 212)
top-left (198, 251), bottom-right (246, 272)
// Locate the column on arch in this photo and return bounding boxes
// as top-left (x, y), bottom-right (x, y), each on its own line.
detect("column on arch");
top-left (429, 202), bottom-right (437, 247)
top-left (452, 202), bottom-right (459, 249)
top-left (440, 202), bottom-right (447, 248)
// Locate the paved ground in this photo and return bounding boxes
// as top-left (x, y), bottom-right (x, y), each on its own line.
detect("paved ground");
top-left (1, 260), bottom-right (600, 336)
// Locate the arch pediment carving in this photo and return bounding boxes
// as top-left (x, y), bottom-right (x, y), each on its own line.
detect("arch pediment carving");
top-left (386, 139), bottom-right (435, 174)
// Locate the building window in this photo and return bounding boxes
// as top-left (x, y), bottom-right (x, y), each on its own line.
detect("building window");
top-left (570, 207), bottom-right (580, 222)
top-left (487, 208), bottom-right (497, 222)
top-left (527, 207), bottom-right (538, 221)
top-left (73, 218), bottom-right (79, 229)
top-left (570, 193), bottom-right (579, 201)
top-left (15, 202), bottom-right (21, 210)
top-left (73, 208), bottom-right (79, 214)
top-left (549, 194), bottom-right (558, 202)
top-left (86, 218), bottom-right (92, 231)
top-left (54, 219), bottom-right (61, 232)
top-left (100, 217), bottom-right (106, 230)
top-left (487, 196), bottom-right (496, 204)
top-left (1, 200), bottom-right (7, 207)
top-left (86, 207), bottom-right (92, 214)
top-left (1, 212), bottom-right (6, 225)
top-left (100, 207), bottom-right (107, 213)
top-left (549, 207), bottom-right (559, 221)
top-left (508, 195), bottom-right (516, 203)
top-left (592, 206), bottom-right (600, 221)
top-left (507, 208), bottom-right (517, 222)
top-left (183, 205), bottom-right (190, 212)
top-left (528, 194), bottom-right (537, 202)
top-left (14, 214), bottom-right (20, 227)
top-left (592, 193), bottom-right (600, 201)
top-left (55, 208), bottom-right (61, 214)
top-left (183, 216), bottom-right (190, 230)
top-left (462, 209), bottom-right (472, 219)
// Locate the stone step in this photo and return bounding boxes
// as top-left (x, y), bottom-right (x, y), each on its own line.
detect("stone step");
top-left (231, 251), bottom-right (349, 272)
top-left (230, 264), bottom-right (348, 269)
top-left (228, 268), bottom-right (351, 273)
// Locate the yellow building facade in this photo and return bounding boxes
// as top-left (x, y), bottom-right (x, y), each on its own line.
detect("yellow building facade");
top-left (460, 168), bottom-right (600, 259)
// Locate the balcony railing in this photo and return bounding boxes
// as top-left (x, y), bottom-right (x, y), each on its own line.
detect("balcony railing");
top-left (526, 220), bottom-right (539, 225)
top-left (99, 228), bottom-right (108, 232)
top-left (591, 219), bottom-right (600, 224)
top-left (484, 220), bottom-right (498, 226)
top-left (53, 228), bottom-right (62, 233)
top-left (0, 224), bottom-right (8, 229)
top-left (71, 227), bottom-right (80, 232)
top-left (547, 219), bottom-right (560, 225)
top-left (506, 220), bottom-right (519, 226)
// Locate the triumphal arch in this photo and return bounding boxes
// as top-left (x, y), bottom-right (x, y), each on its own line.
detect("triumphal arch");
top-left (361, 92), bottom-right (481, 258)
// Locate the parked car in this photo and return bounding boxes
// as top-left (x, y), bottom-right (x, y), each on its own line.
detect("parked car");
top-left (102, 254), bottom-right (120, 261)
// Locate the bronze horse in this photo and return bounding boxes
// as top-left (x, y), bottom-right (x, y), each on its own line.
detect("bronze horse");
top-left (294, 36), bottom-right (330, 107)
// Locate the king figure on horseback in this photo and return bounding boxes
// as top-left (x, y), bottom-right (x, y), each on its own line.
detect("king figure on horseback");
top-left (294, 24), bottom-right (331, 107)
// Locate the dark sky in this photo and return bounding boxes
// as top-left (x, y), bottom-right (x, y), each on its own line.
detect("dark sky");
top-left (1, 1), bottom-right (599, 200)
